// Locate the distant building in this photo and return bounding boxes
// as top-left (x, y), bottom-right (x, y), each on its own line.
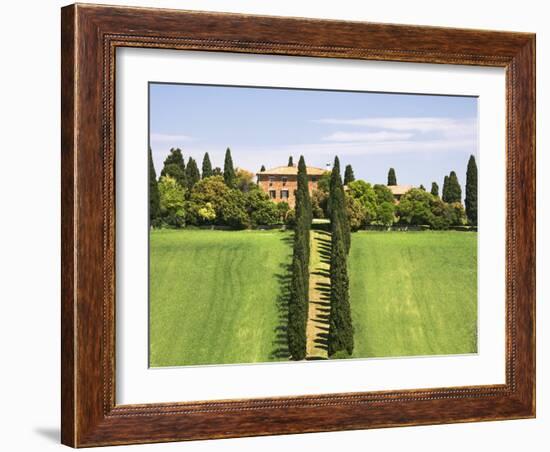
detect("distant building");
top-left (257, 165), bottom-right (326, 208)
top-left (387, 184), bottom-right (413, 202)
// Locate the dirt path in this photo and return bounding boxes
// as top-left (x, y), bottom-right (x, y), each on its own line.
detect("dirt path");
top-left (306, 230), bottom-right (331, 359)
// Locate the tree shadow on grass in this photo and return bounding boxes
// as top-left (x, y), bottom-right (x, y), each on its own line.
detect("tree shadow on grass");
top-left (269, 233), bottom-right (293, 360)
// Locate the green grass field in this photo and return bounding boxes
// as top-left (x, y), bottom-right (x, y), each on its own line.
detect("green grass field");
top-left (349, 231), bottom-right (477, 358)
top-left (149, 229), bottom-right (292, 367)
top-left (149, 229), bottom-right (477, 367)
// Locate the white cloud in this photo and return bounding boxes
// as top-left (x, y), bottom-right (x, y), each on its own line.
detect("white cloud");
top-left (314, 116), bottom-right (476, 136)
top-left (322, 131), bottom-right (413, 142)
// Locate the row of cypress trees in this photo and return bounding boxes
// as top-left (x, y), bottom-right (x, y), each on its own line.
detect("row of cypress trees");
top-left (288, 156), bottom-right (312, 360)
top-left (386, 155), bottom-right (478, 225)
top-left (327, 157), bottom-right (354, 357)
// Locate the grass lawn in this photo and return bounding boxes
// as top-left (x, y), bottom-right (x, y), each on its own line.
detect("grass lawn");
top-left (349, 231), bottom-right (477, 358)
top-left (149, 229), bottom-right (292, 367)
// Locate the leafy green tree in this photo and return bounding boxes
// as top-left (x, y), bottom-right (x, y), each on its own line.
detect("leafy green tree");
top-left (431, 182), bottom-right (439, 197)
top-left (419, 184), bottom-right (426, 191)
top-left (235, 168), bottom-right (256, 192)
top-left (345, 194), bottom-right (367, 231)
top-left (161, 163), bottom-right (186, 189)
top-left (161, 148), bottom-right (186, 188)
top-left (213, 167), bottom-right (222, 176)
top-left (397, 188), bottom-right (434, 225)
top-left (223, 147), bottom-right (235, 187)
top-left (288, 156), bottom-right (294, 167)
top-left (316, 171), bottom-right (332, 193)
top-left (344, 164), bottom-right (355, 185)
top-left (346, 180), bottom-right (377, 225)
top-left (311, 190), bottom-right (328, 218)
top-left (376, 201), bottom-right (395, 227)
top-left (185, 157), bottom-right (200, 190)
top-left (251, 202), bottom-right (280, 226)
top-left (387, 167), bottom-right (397, 186)
top-left (465, 155), bottom-right (478, 225)
top-left (276, 201), bottom-right (291, 223)
top-left (186, 176), bottom-right (248, 228)
top-left (158, 175), bottom-right (185, 227)
top-left (446, 171), bottom-right (462, 203)
top-left (148, 148), bottom-right (160, 225)
top-left (201, 152), bottom-right (213, 178)
top-left (197, 202), bottom-right (216, 223)
top-left (373, 184), bottom-right (394, 204)
top-left (288, 155), bottom-right (311, 360)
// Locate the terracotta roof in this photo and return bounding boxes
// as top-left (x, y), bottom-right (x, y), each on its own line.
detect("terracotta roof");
top-left (258, 165), bottom-right (327, 176)
top-left (387, 185), bottom-right (413, 196)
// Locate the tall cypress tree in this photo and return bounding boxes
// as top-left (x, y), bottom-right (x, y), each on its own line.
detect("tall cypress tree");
top-left (328, 158), bottom-right (353, 357)
top-left (148, 148), bottom-right (160, 224)
top-left (447, 171), bottom-right (462, 203)
top-left (343, 164), bottom-right (355, 185)
top-left (442, 175), bottom-right (450, 202)
top-left (288, 156), bottom-right (311, 360)
top-left (288, 156), bottom-right (294, 167)
top-left (185, 157), bottom-right (200, 190)
top-left (431, 182), bottom-right (439, 197)
top-left (329, 157), bottom-right (350, 254)
top-left (201, 152), bottom-right (213, 179)
top-left (223, 147), bottom-right (235, 187)
top-left (260, 165), bottom-right (266, 172)
top-left (387, 168), bottom-right (397, 186)
top-left (465, 155), bottom-right (478, 225)
top-left (161, 148), bottom-right (186, 188)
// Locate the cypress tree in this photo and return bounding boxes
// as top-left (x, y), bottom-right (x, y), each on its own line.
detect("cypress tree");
top-left (260, 165), bottom-right (266, 172)
top-left (185, 157), bottom-right (200, 190)
top-left (465, 155), bottom-right (478, 225)
top-left (288, 156), bottom-right (294, 167)
top-left (442, 175), bottom-right (450, 202)
top-left (329, 157), bottom-right (350, 254)
top-left (447, 171), bottom-right (462, 203)
top-left (148, 148), bottom-right (160, 224)
top-left (223, 147), bottom-right (235, 187)
top-left (328, 159), bottom-right (353, 357)
top-left (387, 168), bottom-right (397, 186)
top-left (431, 182), bottom-right (439, 197)
top-left (419, 184), bottom-right (426, 191)
top-left (288, 155), bottom-right (311, 360)
top-left (161, 148), bottom-right (186, 188)
top-left (201, 152), bottom-right (213, 179)
top-left (343, 164), bottom-right (355, 185)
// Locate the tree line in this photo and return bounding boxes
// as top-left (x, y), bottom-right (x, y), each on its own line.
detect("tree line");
top-left (149, 147), bottom-right (292, 229)
top-left (311, 156), bottom-right (478, 230)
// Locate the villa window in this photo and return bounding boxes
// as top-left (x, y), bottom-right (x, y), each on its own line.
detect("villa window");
top-left (280, 190), bottom-right (289, 199)
top-left (268, 176), bottom-right (275, 187)
top-left (282, 176), bottom-right (288, 186)
top-left (269, 190), bottom-right (276, 199)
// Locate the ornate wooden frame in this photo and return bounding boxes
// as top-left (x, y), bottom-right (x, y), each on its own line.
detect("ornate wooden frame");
top-left (61, 3), bottom-right (536, 447)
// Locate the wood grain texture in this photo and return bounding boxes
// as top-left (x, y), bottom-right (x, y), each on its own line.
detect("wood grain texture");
top-left (61, 3), bottom-right (536, 447)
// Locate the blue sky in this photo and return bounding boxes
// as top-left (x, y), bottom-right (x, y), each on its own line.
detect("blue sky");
top-left (149, 83), bottom-right (478, 190)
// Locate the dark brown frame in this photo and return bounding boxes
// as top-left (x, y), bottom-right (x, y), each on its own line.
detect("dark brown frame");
top-left (61, 3), bottom-right (536, 447)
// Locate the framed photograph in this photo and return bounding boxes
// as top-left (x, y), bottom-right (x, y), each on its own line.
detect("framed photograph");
top-left (61, 3), bottom-right (535, 447)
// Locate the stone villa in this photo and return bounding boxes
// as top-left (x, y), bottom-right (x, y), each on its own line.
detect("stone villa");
top-left (256, 165), bottom-right (326, 208)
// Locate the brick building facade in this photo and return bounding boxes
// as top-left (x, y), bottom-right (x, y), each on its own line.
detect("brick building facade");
top-left (256, 165), bottom-right (326, 208)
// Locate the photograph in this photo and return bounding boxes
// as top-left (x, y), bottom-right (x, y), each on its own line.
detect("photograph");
top-left (148, 83), bottom-right (479, 367)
